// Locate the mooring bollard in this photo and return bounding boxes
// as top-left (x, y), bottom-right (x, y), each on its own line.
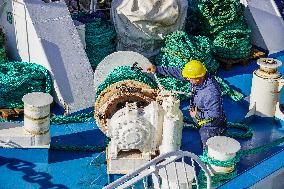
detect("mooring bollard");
top-left (159, 162), bottom-right (195, 189)
top-left (206, 136), bottom-right (241, 174)
top-left (22, 92), bottom-right (53, 146)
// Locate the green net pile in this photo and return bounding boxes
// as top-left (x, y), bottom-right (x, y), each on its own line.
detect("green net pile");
top-left (0, 62), bottom-right (52, 109)
top-left (154, 31), bottom-right (243, 101)
top-left (156, 31), bottom-right (218, 72)
top-left (85, 18), bottom-right (116, 69)
top-left (95, 66), bottom-right (158, 100)
top-left (186, 0), bottom-right (252, 59)
top-left (155, 31), bottom-right (219, 99)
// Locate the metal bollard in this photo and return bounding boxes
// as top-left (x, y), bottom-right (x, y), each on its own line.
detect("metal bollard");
top-left (206, 136), bottom-right (241, 174)
top-left (22, 92), bottom-right (53, 146)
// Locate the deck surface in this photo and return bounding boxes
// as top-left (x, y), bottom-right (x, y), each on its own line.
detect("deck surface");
top-left (2, 55), bottom-right (284, 188)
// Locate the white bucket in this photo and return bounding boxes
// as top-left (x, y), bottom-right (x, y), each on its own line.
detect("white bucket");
top-left (22, 92), bottom-right (53, 136)
top-left (159, 162), bottom-right (195, 189)
top-left (206, 136), bottom-right (241, 174)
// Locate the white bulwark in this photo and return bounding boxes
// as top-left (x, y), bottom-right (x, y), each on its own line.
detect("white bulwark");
top-left (0, 0), bottom-right (94, 114)
top-left (241, 0), bottom-right (284, 54)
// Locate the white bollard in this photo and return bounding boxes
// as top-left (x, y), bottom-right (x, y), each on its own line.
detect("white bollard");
top-left (248, 58), bottom-right (284, 118)
top-left (159, 162), bottom-right (195, 189)
top-left (22, 92), bottom-right (53, 146)
top-left (206, 136), bottom-right (241, 174)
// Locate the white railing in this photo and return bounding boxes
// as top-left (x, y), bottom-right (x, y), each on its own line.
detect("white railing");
top-left (103, 150), bottom-right (211, 189)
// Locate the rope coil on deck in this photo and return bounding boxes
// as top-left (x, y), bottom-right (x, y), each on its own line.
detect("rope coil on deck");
top-left (0, 62), bottom-right (52, 109)
top-left (95, 66), bottom-right (157, 100)
top-left (198, 131), bottom-right (284, 188)
top-left (154, 31), bottom-right (244, 101)
top-left (186, 0), bottom-right (252, 60)
top-left (71, 12), bottom-right (116, 69)
top-left (94, 65), bottom-right (158, 135)
top-left (85, 18), bottom-right (116, 68)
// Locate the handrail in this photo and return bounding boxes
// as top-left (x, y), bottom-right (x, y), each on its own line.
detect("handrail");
top-left (103, 150), bottom-right (212, 189)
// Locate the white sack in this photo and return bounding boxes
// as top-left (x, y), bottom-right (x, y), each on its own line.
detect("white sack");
top-left (112, 0), bottom-right (188, 58)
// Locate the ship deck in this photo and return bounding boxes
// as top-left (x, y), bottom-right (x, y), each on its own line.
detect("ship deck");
top-left (1, 54), bottom-right (284, 188)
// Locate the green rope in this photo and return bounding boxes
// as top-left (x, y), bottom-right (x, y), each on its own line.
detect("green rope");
top-left (156, 31), bottom-right (218, 73)
top-left (0, 59), bottom-right (94, 125)
top-left (197, 0), bottom-right (252, 59)
top-left (0, 111), bottom-right (94, 125)
top-left (50, 111), bottom-right (94, 125)
top-left (198, 135), bottom-right (284, 188)
top-left (200, 150), bottom-right (241, 167)
top-left (197, 169), bottom-right (238, 188)
top-left (213, 29), bottom-right (252, 59)
top-left (240, 135), bottom-right (284, 156)
top-left (50, 137), bottom-right (110, 153)
top-left (85, 18), bottom-right (116, 69)
top-left (185, 0), bottom-right (252, 60)
top-left (0, 61), bottom-right (52, 109)
top-left (215, 76), bottom-right (244, 101)
top-left (197, 0), bottom-right (242, 35)
top-left (154, 31), bottom-right (218, 100)
top-left (154, 31), bottom-right (244, 101)
top-left (50, 144), bottom-right (105, 152)
top-left (95, 66), bottom-right (158, 100)
top-left (184, 116), bottom-right (253, 139)
top-left (226, 122), bottom-right (253, 139)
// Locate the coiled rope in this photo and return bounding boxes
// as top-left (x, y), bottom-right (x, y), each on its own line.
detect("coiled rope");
top-left (213, 29), bottom-right (252, 59)
top-left (155, 31), bottom-right (244, 101)
top-left (0, 60), bottom-right (96, 124)
top-left (186, 0), bottom-right (252, 60)
top-left (198, 135), bottom-right (284, 188)
top-left (0, 61), bottom-right (52, 109)
top-left (0, 31), bottom-right (7, 62)
top-left (95, 66), bottom-right (158, 99)
top-left (85, 18), bottom-right (116, 69)
top-left (71, 12), bottom-right (116, 69)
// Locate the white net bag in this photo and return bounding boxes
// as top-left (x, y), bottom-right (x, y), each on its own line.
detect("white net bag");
top-left (112, 0), bottom-right (188, 58)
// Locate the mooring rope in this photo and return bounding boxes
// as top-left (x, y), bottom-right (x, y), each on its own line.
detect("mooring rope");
top-left (154, 31), bottom-right (244, 101)
top-left (186, 0), bottom-right (252, 59)
top-left (95, 66), bottom-right (158, 100)
top-left (198, 135), bottom-right (284, 188)
top-left (71, 12), bottom-right (116, 69)
top-left (0, 61), bottom-right (52, 109)
top-left (85, 18), bottom-right (116, 69)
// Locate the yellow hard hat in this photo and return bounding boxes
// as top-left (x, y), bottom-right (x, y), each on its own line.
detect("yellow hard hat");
top-left (182, 60), bottom-right (207, 79)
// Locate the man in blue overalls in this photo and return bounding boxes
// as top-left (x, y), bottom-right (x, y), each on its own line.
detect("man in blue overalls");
top-left (147, 60), bottom-right (227, 148)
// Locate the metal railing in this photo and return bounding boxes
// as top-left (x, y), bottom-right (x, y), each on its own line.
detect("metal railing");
top-left (103, 150), bottom-right (211, 189)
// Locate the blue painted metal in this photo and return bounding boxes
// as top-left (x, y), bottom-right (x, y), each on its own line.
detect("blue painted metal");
top-left (218, 149), bottom-right (284, 189)
top-left (0, 148), bottom-right (49, 163)
top-left (2, 56), bottom-right (284, 188)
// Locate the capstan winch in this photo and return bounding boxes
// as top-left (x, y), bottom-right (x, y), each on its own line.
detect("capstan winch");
top-left (247, 58), bottom-right (284, 119)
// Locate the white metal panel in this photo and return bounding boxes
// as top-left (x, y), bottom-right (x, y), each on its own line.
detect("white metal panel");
top-left (241, 0), bottom-right (284, 54)
top-left (0, 0), bottom-right (95, 114)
